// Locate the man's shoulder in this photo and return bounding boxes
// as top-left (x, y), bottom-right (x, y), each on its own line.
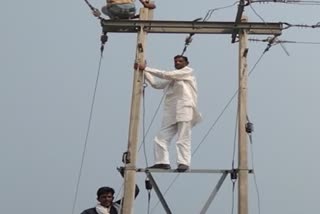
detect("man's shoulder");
top-left (81, 207), bottom-right (97, 214)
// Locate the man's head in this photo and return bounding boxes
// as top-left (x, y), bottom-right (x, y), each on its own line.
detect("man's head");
top-left (96, 187), bottom-right (115, 208)
top-left (174, 55), bottom-right (189, 69)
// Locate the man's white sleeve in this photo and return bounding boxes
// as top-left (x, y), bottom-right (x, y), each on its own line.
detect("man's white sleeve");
top-left (145, 67), bottom-right (192, 81)
top-left (144, 72), bottom-right (170, 89)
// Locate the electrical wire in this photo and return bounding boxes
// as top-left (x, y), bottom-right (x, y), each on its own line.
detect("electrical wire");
top-left (71, 54), bottom-right (104, 214)
top-left (232, 109), bottom-right (239, 171)
top-left (142, 81), bottom-right (149, 167)
top-left (138, 89), bottom-right (167, 153)
top-left (231, 182), bottom-right (236, 214)
top-left (249, 132), bottom-right (262, 214)
top-left (203, 1), bottom-right (240, 21)
top-left (249, 38), bottom-right (320, 45)
top-left (251, 0), bottom-right (320, 5)
top-left (249, 3), bottom-right (290, 55)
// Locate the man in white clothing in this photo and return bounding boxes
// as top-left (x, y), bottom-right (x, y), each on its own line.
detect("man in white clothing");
top-left (135, 55), bottom-right (202, 172)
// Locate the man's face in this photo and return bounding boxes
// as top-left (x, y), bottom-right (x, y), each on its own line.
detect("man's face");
top-left (97, 192), bottom-right (114, 208)
top-left (174, 57), bottom-right (188, 69)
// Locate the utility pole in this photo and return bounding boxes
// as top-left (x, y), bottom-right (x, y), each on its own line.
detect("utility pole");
top-left (120, 7), bottom-right (152, 214)
top-left (238, 16), bottom-right (249, 214)
top-left (100, 9), bottom-right (282, 214)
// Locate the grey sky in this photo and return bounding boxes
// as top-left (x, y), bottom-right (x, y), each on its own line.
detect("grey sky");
top-left (1, 1), bottom-right (319, 213)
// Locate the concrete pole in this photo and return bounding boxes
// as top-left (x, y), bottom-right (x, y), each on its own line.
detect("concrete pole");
top-left (120, 7), bottom-right (152, 214)
top-left (238, 16), bottom-right (249, 214)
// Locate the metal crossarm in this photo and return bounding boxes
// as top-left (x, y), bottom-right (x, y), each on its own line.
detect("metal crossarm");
top-left (101, 20), bottom-right (283, 35)
top-left (137, 168), bottom-right (231, 174)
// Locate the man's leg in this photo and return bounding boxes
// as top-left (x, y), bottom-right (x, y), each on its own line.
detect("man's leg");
top-left (176, 121), bottom-right (192, 168)
top-left (153, 124), bottom-right (177, 166)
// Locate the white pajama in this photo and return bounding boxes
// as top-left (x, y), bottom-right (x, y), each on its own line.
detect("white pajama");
top-left (154, 121), bottom-right (192, 165)
top-left (144, 66), bottom-right (202, 166)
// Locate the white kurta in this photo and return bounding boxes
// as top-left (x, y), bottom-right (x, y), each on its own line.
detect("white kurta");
top-left (144, 66), bottom-right (202, 127)
top-left (144, 66), bottom-right (202, 166)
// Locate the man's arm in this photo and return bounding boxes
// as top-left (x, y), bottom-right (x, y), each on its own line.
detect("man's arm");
top-left (145, 67), bottom-right (193, 81)
top-left (139, 0), bottom-right (156, 9)
top-left (145, 72), bottom-right (170, 89)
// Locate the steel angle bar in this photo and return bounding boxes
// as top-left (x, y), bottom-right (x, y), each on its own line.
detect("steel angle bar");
top-left (145, 171), bottom-right (172, 214)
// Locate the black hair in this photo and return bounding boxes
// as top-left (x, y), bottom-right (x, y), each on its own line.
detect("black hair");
top-left (97, 186), bottom-right (115, 197)
top-left (174, 55), bottom-right (189, 63)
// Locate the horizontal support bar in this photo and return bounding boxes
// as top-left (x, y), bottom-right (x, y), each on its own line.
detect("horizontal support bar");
top-left (138, 168), bottom-right (229, 173)
top-left (135, 168), bottom-right (254, 174)
top-left (101, 20), bottom-right (283, 35)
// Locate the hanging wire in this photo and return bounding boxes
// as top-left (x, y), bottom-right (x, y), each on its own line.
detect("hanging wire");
top-left (230, 102), bottom-right (239, 214)
top-left (84, 0), bottom-right (104, 20)
top-left (71, 53), bottom-right (104, 214)
top-left (203, 1), bottom-right (240, 21)
top-left (232, 109), bottom-right (239, 171)
top-left (180, 2), bottom-right (239, 56)
top-left (282, 21), bottom-right (320, 29)
top-left (251, 0), bottom-right (320, 5)
top-left (247, 122), bottom-right (262, 214)
top-left (138, 89), bottom-right (167, 153)
top-left (142, 79), bottom-right (149, 167)
top-left (248, 3), bottom-right (290, 56)
top-left (231, 181), bottom-right (236, 214)
top-left (115, 182), bottom-right (124, 200)
top-left (249, 37), bottom-right (320, 45)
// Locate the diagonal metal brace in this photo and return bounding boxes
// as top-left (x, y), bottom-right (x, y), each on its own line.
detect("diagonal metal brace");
top-left (145, 170), bottom-right (172, 214)
top-left (199, 172), bottom-right (228, 214)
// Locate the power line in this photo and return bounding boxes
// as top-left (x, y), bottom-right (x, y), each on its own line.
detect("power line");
top-left (250, 37), bottom-right (320, 45)
top-left (251, 0), bottom-right (320, 5)
top-left (203, 1), bottom-right (239, 21)
top-left (71, 53), bottom-right (104, 214)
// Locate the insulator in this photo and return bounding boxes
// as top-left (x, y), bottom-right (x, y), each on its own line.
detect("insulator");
top-left (230, 169), bottom-right (237, 181)
top-left (246, 122), bottom-right (254, 133)
top-left (101, 35), bottom-right (108, 44)
top-left (145, 179), bottom-right (152, 190)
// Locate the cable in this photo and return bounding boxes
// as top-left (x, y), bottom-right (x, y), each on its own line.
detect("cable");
top-left (203, 2), bottom-right (240, 21)
top-left (230, 102), bottom-right (238, 214)
top-left (249, 3), bottom-right (290, 55)
top-left (231, 181), bottom-right (236, 214)
top-left (282, 22), bottom-right (320, 29)
top-left (249, 38), bottom-right (320, 45)
top-left (251, 0), bottom-right (320, 5)
top-left (142, 80), bottom-right (149, 167)
top-left (248, 130), bottom-right (262, 214)
top-left (180, 2), bottom-right (239, 56)
top-left (138, 89), bottom-right (167, 153)
top-left (71, 53), bottom-right (104, 214)
top-left (232, 109), bottom-right (239, 170)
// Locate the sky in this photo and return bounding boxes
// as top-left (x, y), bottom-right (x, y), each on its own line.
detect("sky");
top-left (1, 0), bottom-right (320, 213)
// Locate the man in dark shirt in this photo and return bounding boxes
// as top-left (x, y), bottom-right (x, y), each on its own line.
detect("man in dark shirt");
top-left (80, 168), bottom-right (139, 214)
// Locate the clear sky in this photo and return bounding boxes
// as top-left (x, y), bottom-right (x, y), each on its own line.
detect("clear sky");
top-left (1, 1), bottom-right (320, 213)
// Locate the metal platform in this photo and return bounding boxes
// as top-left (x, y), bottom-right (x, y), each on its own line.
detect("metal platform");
top-left (136, 168), bottom-right (253, 174)
top-left (137, 168), bottom-right (231, 173)
top-left (101, 19), bottom-right (283, 35)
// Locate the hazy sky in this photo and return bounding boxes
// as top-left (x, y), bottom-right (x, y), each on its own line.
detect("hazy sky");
top-left (1, 1), bottom-right (320, 213)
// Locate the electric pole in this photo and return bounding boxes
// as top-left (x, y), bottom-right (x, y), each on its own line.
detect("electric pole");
top-left (120, 7), bottom-right (152, 214)
top-left (238, 16), bottom-right (249, 214)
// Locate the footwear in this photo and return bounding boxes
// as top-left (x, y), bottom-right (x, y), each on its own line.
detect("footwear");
top-left (147, 164), bottom-right (171, 170)
top-left (176, 164), bottom-right (190, 172)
